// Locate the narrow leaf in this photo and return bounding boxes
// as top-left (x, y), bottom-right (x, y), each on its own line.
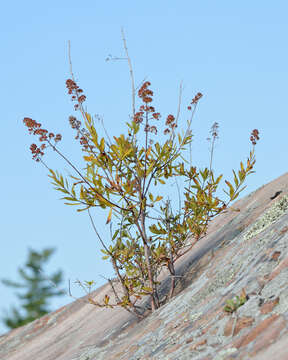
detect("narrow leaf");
top-left (106, 208), bottom-right (112, 224)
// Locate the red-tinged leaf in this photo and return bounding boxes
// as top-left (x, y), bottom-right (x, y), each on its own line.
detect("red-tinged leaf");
top-left (106, 208), bottom-right (112, 224)
top-left (146, 146), bottom-right (152, 159)
top-left (192, 177), bottom-right (200, 187)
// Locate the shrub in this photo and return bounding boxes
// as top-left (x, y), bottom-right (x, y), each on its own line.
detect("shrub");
top-left (23, 32), bottom-right (259, 318)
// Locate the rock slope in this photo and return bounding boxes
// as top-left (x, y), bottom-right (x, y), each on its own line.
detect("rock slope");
top-left (1, 173), bottom-right (288, 360)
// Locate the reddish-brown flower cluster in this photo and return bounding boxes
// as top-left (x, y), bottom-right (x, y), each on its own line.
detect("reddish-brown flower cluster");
top-left (250, 129), bottom-right (260, 145)
top-left (30, 143), bottom-right (45, 161)
top-left (23, 117), bottom-right (62, 161)
top-left (152, 112), bottom-right (160, 120)
top-left (164, 114), bottom-right (177, 135)
top-left (23, 117), bottom-right (41, 133)
top-left (54, 134), bottom-right (62, 142)
top-left (138, 81), bottom-right (153, 103)
top-left (133, 111), bottom-right (144, 124)
top-left (150, 125), bottom-right (157, 134)
top-left (165, 114), bottom-right (175, 125)
top-left (133, 81), bottom-right (161, 136)
top-left (144, 125), bottom-right (157, 134)
top-left (66, 79), bottom-right (86, 110)
top-left (69, 115), bottom-right (81, 130)
top-left (68, 115), bottom-right (94, 151)
top-left (141, 105), bottom-right (155, 113)
top-left (80, 136), bottom-right (89, 150)
top-left (187, 92), bottom-right (203, 110)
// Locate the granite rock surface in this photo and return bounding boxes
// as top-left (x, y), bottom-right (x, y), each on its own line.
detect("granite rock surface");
top-left (1, 173), bottom-right (288, 360)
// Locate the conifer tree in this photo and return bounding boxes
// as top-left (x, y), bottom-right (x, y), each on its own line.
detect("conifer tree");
top-left (1, 248), bottom-right (64, 329)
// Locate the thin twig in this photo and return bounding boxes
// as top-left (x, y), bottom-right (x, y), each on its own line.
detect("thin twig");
top-left (98, 115), bottom-right (113, 146)
top-left (175, 81), bottom-right (183, 126)
top-left (68, 40), bottom-right (75, 82)
top-left (88, 208), bottom-right (110, 253)
top-left (136, 77), bottom-right (148, 91)
top-left (37, 267), bottom-right (78, 301)
top-left (49, 139), bottom-right (126, 211)
top-left (121, 28), bottom-right (135, 117)
top-left (68, 41), bottom-right (116, 186)
top-left (74, 279), bottom-right (90, 295)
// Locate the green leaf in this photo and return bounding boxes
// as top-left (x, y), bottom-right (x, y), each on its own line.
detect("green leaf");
top-left (149, 224), bottom-right (166, 235)
top-left (112, 229), bottom-right (119, 240)
top-left (142, 286), bottom-right (153, 293)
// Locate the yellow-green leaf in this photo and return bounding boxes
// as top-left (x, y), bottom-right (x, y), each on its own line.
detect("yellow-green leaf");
top-left (100, 138), bottom-right (105, 152)
top-left (225, 180), bottom-right (235, 198)
top-left (84, 155), bottom-right (95, 162)
top-left (104, 294), bottom-right (110, 305)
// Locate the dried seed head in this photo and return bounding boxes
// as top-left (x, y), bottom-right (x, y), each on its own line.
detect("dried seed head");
top-left (250, 129), bottom-right (260, 145)
top-left (190, 92), bottom-right (203, 105)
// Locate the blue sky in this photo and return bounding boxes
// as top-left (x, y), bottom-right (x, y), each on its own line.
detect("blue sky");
top-left (1, 1), bottom-right (287, 334)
